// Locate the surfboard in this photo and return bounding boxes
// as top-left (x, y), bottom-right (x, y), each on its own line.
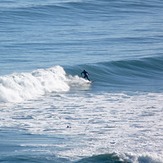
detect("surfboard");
top-left (86, 80), bottom-right (92, 84)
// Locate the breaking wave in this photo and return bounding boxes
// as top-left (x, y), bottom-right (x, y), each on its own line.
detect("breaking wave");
top-left (0, 66), bottom-right (89, 103)
top-left (67, 56), bottom-right (163, 92)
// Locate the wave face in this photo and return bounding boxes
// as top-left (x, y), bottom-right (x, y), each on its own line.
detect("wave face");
top-left (76, 153), bottom-right (162, 163)
top-left (66, 56), bottom-right (163, 92)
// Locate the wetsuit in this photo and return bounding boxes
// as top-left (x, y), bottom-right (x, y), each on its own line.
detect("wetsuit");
top-left (81, 70), bottom-right (90, 81)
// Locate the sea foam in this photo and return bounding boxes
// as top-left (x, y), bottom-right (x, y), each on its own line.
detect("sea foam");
top-left (0, 66), bottom-right (86, 103)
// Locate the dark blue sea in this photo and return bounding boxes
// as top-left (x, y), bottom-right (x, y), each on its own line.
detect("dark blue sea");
top-left (0, 0), bottom-right (163, 162)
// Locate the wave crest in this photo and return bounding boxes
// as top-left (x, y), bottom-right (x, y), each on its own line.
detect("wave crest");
top-left (0, 66), bottom-right (88, 103)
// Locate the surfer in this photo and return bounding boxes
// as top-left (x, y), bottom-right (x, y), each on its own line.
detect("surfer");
top-left (81, 70), bottom-right (90, 81)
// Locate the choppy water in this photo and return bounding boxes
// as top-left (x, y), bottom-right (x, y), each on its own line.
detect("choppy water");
top-left (0, 0), bottom-right (163, 162)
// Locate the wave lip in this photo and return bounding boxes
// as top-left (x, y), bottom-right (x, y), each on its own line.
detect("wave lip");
top-left (0, 66), bottom-right (70, 103)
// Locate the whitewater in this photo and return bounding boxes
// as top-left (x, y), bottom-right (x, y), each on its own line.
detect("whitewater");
top-left (0, 66), bottom-right (90, 103)
top-left (0, 65), bottom-right (162, 163)
top-left (0, 0), bottom-right (163, 163)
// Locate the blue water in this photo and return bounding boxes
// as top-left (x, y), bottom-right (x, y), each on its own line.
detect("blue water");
top-left (0, 0), bottom-right (163, 162)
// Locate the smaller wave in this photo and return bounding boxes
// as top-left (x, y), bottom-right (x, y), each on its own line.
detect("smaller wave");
top-left (0, 66), bottom-right (88, 103)
top-left (76, 153), bottom-right (162, 163)
top-left (0, 154), bottom-right (68, 163)
top-left (0, 0), bottom-right (81, 9)
top-left (76, 153), bottom-right (130, 163)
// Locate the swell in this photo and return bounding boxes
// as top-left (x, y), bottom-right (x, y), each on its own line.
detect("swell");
top-left (0, 5), bottom-right (70, 22)
top-left (1, 0), bottom-right (162, 21)
top-left (1, 153), bottom-right (161, 163)
top-left (76, 153), bottom-right (162, 163)
top-left (0, 3), bottom-right (77, 24)
top-left (1, 0), bottom-right (162, 32)
top-left (0, 153), bottom-right (161, 163)
top-left (66, 56), bottom-right (163, 91)
top-left (76, 153), bottom-right (130, 163)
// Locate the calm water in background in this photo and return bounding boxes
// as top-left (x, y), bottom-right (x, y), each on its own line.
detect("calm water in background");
top-left (0, 0), bottom-right (163, 162)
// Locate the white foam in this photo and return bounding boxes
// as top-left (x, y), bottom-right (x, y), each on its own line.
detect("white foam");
top-left (1, 92), bottom-right (162, 161)
top-left (0, 66), bottom-right (88, 103)
top-left (1, 70), bottom-right (162, 162)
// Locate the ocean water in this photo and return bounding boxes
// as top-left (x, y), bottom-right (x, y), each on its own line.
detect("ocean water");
top-left (0, 0), bottom-right (163, 162)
